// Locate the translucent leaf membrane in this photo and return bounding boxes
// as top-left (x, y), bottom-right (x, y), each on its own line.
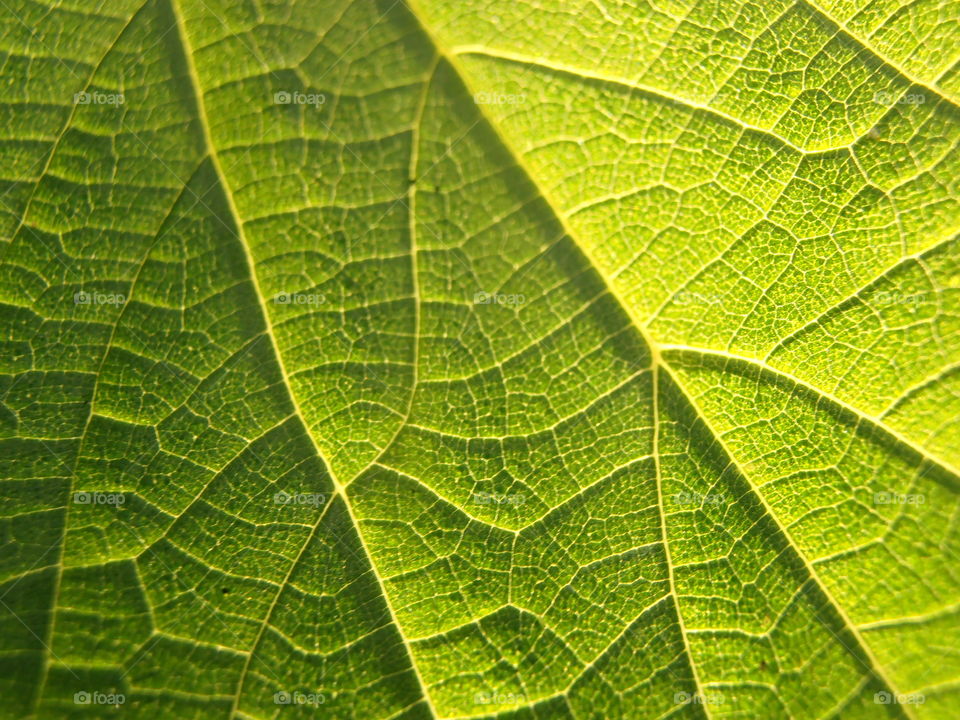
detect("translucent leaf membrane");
top-left (0, 0), bottom-right (956, 718)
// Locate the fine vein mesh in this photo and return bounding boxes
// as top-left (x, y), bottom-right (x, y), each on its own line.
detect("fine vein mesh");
top-left (0, 0), bottom-right (957, 719)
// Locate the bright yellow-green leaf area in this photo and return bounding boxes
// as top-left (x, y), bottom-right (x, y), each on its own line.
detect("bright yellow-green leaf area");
top-left (0, 0), bottom-right (958, 718)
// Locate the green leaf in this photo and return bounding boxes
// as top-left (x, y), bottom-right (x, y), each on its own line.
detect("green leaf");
top-left (1, 0), bottom-right (958, 718)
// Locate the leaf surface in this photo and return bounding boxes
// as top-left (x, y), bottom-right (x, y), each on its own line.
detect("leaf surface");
top-left (1, 0), bottom-right (958, 718)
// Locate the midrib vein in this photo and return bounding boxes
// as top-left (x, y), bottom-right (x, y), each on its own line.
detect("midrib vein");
top-left (167, 1), bottom-right (438, 717)
top-left (168, 0), bottom-right (935, 713)
top-left (405, 0), bottom-right (721, 710)
top-left (405, 0), bottom-right (918, 712)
